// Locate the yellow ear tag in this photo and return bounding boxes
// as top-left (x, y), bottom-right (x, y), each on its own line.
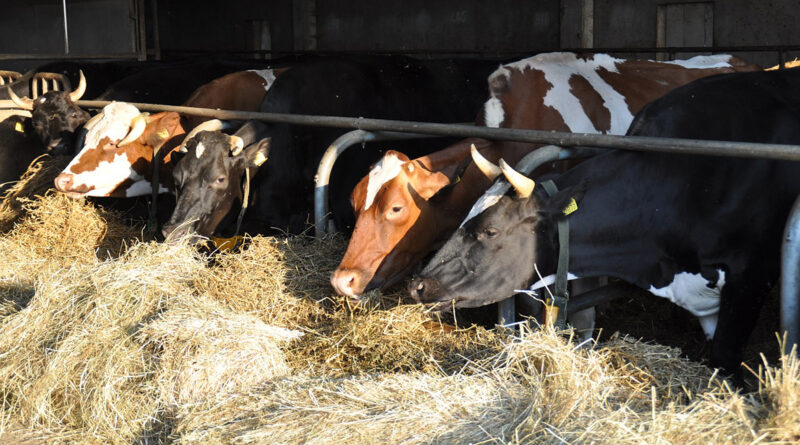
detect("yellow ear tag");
top-left (563, 198), bottom-right (578, 215)
top-left (14, 121), bottom-right (24, 133)
top-left (253, 151), bottom-right (267, 167)
top-left (157, 128), bottom-right (170, 139)
top-left (453, 175), bottom-right (461, 184)
top-left (210, 235), bottom-right (243, 252)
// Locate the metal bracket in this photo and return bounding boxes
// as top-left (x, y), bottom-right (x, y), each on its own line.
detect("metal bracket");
top-left (0, 70), bottom-right (22, 86)
top-left (31, 72), bottom-right (71, 98)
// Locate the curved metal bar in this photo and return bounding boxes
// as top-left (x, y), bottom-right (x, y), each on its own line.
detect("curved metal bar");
top-left (781, 194), bottom-right (800, 356)
top-left (497, 144), bottom-right (602, 326)
top-left (313, 129), bottom-right (448, 237)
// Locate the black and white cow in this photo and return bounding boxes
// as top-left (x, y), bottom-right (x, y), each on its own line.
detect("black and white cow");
top-left (409, 68), bottom-right (800, 380)
top-left (162, 55), bottom-right (498, 239)
top-left (7, 70), bottom-right (90, 155)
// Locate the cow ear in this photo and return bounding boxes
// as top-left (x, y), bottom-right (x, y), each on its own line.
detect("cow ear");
top-left (240, 137), bottom-right (270, 169)
top-left (409, 164), bottom-right (451, 200)
top-left (537, 183), bottom-right (585, 218)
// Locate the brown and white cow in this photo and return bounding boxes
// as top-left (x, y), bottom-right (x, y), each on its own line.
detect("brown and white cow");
top-left (54, 68), bottom-right (285, 198)
top-left (332, 52), bottom-right (761, 299)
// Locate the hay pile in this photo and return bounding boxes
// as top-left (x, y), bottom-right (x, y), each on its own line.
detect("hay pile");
top-left (0, 160), bottom-right (799, 443)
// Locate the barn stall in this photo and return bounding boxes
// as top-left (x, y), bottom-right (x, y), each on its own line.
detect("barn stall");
top-left (0, 1), bottom-right (799, 443)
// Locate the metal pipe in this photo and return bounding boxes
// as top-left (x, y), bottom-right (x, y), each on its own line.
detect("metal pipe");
top-left (781, 194), bottom-right (800, 356)
top-left (62, 0), bottom-right (69, 54)
top-left (314, 129), bottom-right (449, 237)
top-left (73, 101), bottom-right (800, 162)
top-left (569, 282), bottom-right (638, 313)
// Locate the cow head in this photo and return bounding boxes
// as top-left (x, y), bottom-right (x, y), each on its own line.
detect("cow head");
top-left (408, 161), bottom-right (582, 310)
top-left (54, 102), bottom-right (186, 198)
top-left (161, 127), bottom-right (270, 242)
top-left (330, 149), bottom-right (458, 298)
top-left (8, 70), bottom-right (90, 155)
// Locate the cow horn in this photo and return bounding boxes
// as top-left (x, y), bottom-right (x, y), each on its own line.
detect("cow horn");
top-left (118, 114), bottom-right (147, 147)
top-left (68, 70), bottom-right (86, 102)
top-left (82, 112), bottom-right (104, 133)
top-left (499, 159), bottom-right (535, 198)
top-left (471, 144), bottom-right (501, 179)
top-left (229, 135), bottom-right (244, 156)
top-left (179, 119), bottom-right (225, 152)
top-left (7, 87), bottom-right (33, 110)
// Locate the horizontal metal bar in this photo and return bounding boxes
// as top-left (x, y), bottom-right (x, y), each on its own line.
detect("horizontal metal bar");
top-left (569, 282), bottom-right (639, 314)
top-left (161, 44), bottom-right (800, 57)
top-left (75, 100), bottom-right (800, 162)
top-left (0, 53), bottom-right (141, 61)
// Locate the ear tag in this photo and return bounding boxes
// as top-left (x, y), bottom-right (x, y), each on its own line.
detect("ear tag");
top-left (253, 151), bottom-right (267, 167)
top-left (453, 175), bottom-right (461, 184)
top-left (14, 121), bottom-right (24, 133)
top-left (157, 128), bottom-right (170, 139)
top-left (563, 198), bottom-right (578, 216)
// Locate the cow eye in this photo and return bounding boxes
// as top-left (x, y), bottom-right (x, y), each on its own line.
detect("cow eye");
top-left (483, 227), bottom-right (499, 238)
top-left (391, 205), bottom-right (403, 213)
top-left (215, 176), bottom-right (226, 184)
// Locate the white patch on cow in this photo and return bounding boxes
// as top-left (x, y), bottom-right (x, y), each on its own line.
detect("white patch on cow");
top-left (195, 142), bottom-right (206, 159)
top-left (80, 102), bottom-right (142, 152)
top-left (483, 96), bottom-right (505, 128)
top-left (364, 153), bottom-right (406, 210)
top-left (460, 181), bottom-right (511, 226)
top-left (248, 69), bottom-right (277, 91)
top-left (66, 152), bottom-right (144, 197)
top-left (648, 270), bottom-right (725, 339)
top-left (660, 54), bottom-right (734, 69)
top-left (124, 179), bottom-right (169, 198)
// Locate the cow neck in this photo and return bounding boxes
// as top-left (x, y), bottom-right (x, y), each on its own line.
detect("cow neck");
top-left (540, 180), bottom-right (570, 329)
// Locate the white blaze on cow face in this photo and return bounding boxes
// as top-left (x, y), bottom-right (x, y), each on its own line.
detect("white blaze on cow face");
top-left (248, 69), bottom-right (277, 91)
top-left (364, 152), bottom-right (406, 210)
top-left (648, 269), bottom-right (726, 339)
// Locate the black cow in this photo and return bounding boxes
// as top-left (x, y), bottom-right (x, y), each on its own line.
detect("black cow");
top-left (409, 68), bottom-right (800, 381)
top-left (162, 55), bottom-right (499, 240)
top-left (6, 71), bottom-right (90, 155)
top-left (0, 115), bottom-right (47, 195)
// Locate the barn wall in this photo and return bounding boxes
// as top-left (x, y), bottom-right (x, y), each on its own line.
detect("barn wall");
top-left (589, 0), bottom-right (800, 67)
top-left (315, 0), bottom-right (560, 53)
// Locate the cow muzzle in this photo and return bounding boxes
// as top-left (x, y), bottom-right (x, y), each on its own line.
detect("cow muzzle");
top-left (330, 268), bottom-right (372, 298)
top-left (407, 276), bottom-right (445, 304)
top-left (54, 172), bottom-right (89, 198)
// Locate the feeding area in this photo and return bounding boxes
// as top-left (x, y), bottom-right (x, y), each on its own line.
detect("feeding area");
top-left (0, 155), bottom-right (796, 444)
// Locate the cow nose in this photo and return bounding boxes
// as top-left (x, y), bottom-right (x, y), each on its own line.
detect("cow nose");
top-left (331, 268), bottom-right (364, 297)
top-left (408, 277), bottom-right (440, 303)
top-left (54, 172), bottom-right (73, 192)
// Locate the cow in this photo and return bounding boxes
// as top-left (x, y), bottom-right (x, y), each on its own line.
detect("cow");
top-left (6, 70), bottom-right (90, 155)
top-left (331, 52), bottom-right (761, 303)
top-left (0, 114), bottom-right (47, 195)
top-left (161, 55), bottom-right (499, 240)
top-left (54, 68), bottom-right (286, 199)
top-left (408, 67), bottom-right (800, 381)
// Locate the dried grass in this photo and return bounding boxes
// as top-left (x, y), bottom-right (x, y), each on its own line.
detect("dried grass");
top-left (0, 160), bottom-right (798, 444)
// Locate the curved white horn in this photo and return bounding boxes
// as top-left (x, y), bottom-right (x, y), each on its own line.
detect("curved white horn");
top-left (8, 87), bottom-right (33, 110)
top-left (118, 114), bottom-right (147, 147)
top-left (229, 135), bottom-right (244, 156)
top-left (499, 158), bottom-right (535, 198)
top-left (471, 144), bottom-right (501, 179)
top-left (68, 70), bottom-right (87, 102)
top-left (178, 119), bottom-right (225, 152)
top-left (82, 112), bottom-right (104, 133)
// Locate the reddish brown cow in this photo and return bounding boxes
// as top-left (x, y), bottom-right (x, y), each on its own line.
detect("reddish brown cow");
top-left (54, 68), bottom-right (287, 198)
top-left (332, 52), bottom-right (761, 298)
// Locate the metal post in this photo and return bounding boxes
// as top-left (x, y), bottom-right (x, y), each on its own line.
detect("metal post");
top-left (62, 0), bottom-right (69, 54)
top-left (781, 194), bottom-right (800, 356)
top-left (314, 129), bottom-right (448, 237)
